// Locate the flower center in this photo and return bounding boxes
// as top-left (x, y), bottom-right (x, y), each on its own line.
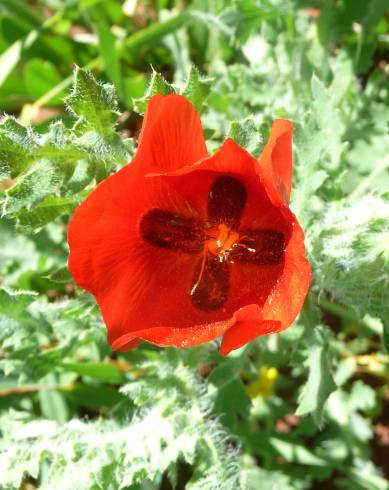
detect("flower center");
top-left (206, 223), bottom-right (240, 260)
top-left (139, 175), bottom-right (286, 312)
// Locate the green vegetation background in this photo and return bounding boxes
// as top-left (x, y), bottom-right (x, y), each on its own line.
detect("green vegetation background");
top-left (0, 1), bottom-right (389, 489)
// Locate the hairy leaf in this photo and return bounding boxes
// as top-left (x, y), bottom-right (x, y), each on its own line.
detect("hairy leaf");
top-left (227, 117), bottom-right (262, 155)
top-left (182, 66), bottom-right (213, 114)
top-left (296, 328), bottom-right (337, 422)
top-left (132, 70), bottom-right (175, 115)
top-left (310, 195), bottom-right (389, 338)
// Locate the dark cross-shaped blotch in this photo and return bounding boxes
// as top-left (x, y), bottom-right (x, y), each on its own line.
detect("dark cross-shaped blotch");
top-left (140, 176), bottom-right (285, 311)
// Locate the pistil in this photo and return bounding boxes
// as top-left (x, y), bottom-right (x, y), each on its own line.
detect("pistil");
top-left (206, 223), bottom-right (240, 260)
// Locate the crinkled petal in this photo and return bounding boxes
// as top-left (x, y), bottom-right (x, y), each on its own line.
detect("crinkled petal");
top-left (259, 209), bottom-right (312, 330)
top-left (112, 304), bottom-right (272, 352)
top-left (136, 94), bottom-right (208, 173)
top-left (258, 119), bottom-right (293, 204)
top-left (220, 320), bottom-right (281, 356)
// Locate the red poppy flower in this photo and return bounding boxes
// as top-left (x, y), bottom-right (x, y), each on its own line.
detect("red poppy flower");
top-left (68, 95), bottom-right (311, 355)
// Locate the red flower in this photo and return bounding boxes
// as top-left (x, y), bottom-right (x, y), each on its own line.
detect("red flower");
top-left (68, 95), bottom-right (311, 355)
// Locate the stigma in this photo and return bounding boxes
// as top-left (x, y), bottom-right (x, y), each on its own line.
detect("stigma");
top-left (206, 223), bottom-right (240, 261)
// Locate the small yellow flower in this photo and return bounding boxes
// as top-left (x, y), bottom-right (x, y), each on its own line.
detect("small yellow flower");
top-left (247, 366), bottom-right (279, 399)
top-left (356, 354), bottom-right (388, 374)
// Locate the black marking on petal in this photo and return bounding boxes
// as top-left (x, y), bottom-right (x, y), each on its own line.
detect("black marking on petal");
top-left (230, 229), bottom-right (285, 265)
top-left (140, 209), bottom-right (204, 253)
top-left (190, 254), bottom-right (229, 311)
top-left (208, 176), bottom-right (247, 227)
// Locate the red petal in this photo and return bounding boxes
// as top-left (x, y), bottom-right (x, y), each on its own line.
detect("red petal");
top-left (112, 320), bottom-right (231, 351)
top-left (218, 215), bottom-right (311, 355)
top-left (119, 338), bottom-right (141, 352)
top-left (259, 209), bottom-right (312, 330)
top-left (112, 304), bottom-right (273, 352)
top-left (258, 120), bottom-right (293, 204)
top-left (220, 320), bottom-right (281, 356)
top-left (136, 94), bottom-right (208, 173)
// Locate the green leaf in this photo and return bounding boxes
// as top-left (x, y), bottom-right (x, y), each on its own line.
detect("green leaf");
top-left (243, 468), bottom-right (295, 490)
top-left (383, 323), bottom-right (389, 354)
top-left (310, 75), bottom-right (343, 170)
top-left (65, 66), bottom-right (119, 137)
top-left (4, 160), bottom-right (61, 214)
top-left (0, 9), bottom-right (61, 89)
top-left (0, 287), bottom-right (36, 322)
top-left (61, 362), bottom-right (124, 384)
top-left (1, 120), bottom-right (86, 223)
top-left (1, 68), bottom-right (131, 230)
top-left (182, 66), bottom-right (212, 114)
top-left (292, 75), bottom-right (347, 227)
top-left (227, 117), bottom-right (262, 155)
top-left (214, 379), bottom-right (251, 431)
top-left (0, 218), bottom-right (39, 287)
top-left (0, 0), bottom-right (42, 31)
top-left (209, 358), bottom-right (242, 388)
top-left (124, 11), bottom-right (189, 54)
top-left (14, 196), bottom-right (76, 233)
top-left (0, 365), bottom-right (241, 490)
top-left (38, 373), bottom-right (69, 423)
top-left (0, 39), bottom-right (24, 88)
top-left (346, 460), bottom-right (389, 490)
top-left (0, 116), bottom-right (36, 179)
top-left (296, 328), bottom-right (337, 422)
top-left (93, 14), bottom-right (125, 100)
top-left (47, 265), bottom-right (72, 284)
top-left (67, 383), bottom-right (125, 409)
top-left (188, 10), bottom-right (233, 37)
top-left (24, 58), bottom-right (63, 102)
top-left (349, 381), bottom-right (376, 412)
top-left (0, 295), bottom-right (105, 380)
top-left (132, 69), bottom-right (175, 115)
top-left (310, 196), bottom-right (389, 335)
top-left (65, 67), bottom-right (128, 163)
top-left (269, 437), bottom-right (327, 467)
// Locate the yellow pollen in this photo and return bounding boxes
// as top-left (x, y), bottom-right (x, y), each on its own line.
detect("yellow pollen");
top-left (207, 223), bottom-right (240, 257)
top-left (193, 224), bottom-right (240, 292)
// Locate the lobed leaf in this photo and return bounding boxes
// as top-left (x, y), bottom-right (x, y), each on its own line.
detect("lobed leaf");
top-left (296, 327), bottom-right (337, 423)
top-left (0, 68), bottom-right (131, 233)
top-left (182, 66), bottom-right (213, 114)
top-left (132, 69), bottom-right (175, 115)
top-left (65, 66), bottom-right (120, 137)
top-left (310, 195), bottom-right (389, 344)
top-left (0, 355), bottom-right (241, 489)
top-left (227, 117), bottom-right (262, 155)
